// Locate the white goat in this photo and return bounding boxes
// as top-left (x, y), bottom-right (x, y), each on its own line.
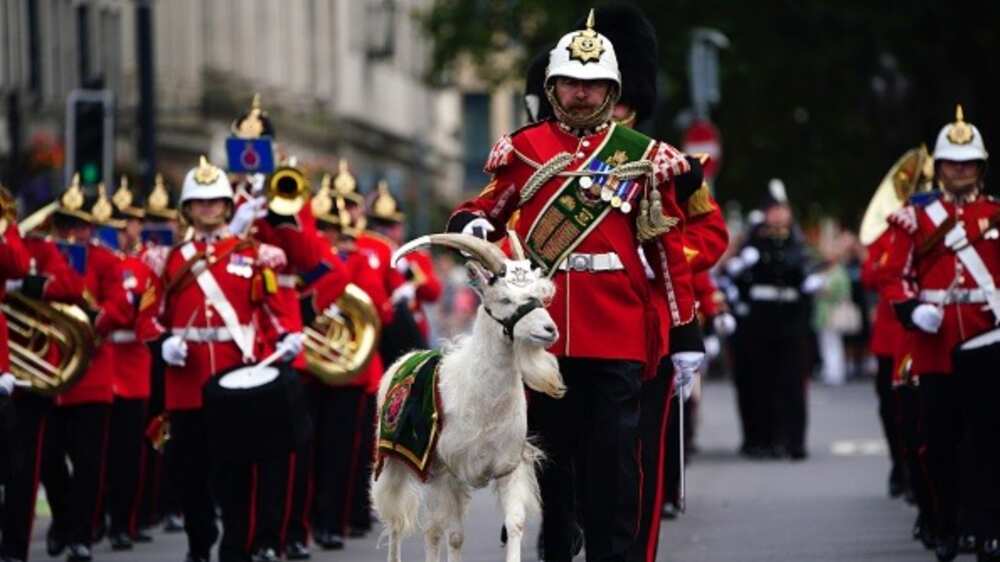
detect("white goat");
top-left (372, 233), bottom-right (566, 562)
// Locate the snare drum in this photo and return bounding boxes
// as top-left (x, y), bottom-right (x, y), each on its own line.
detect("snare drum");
top-left (202, 362), bottom-right (311, 460)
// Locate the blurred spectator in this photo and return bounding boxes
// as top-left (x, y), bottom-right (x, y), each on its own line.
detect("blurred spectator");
top-left (814, 230), bottom-right (862, 385)
top-left (426, 252), bottom-right (479, 346)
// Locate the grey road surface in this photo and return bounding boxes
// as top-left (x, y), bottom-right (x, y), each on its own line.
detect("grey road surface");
top-left (29, 380), bottom-right (931, 561)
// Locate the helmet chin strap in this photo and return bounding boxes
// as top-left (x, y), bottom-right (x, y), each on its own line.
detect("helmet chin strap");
top-left (545, 83), bottom-right (620, 131)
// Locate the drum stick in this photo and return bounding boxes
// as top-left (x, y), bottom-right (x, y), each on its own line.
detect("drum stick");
top-left (254, 348), bottom-right (285, 372)
top-left (678, 385), bottom-right (686, 514)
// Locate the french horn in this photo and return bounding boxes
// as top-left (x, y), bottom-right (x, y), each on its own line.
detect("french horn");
top-left (859, 145), bottom-right (934, 246)
top-left (303, 283), bottom-right (381, 385)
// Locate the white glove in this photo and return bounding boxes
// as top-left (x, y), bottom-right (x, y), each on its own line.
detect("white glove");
top-left (276, 332), bottom-right (306, 361)
top-left (322, 303), bottom-right (343, 320)
top-left (162, 335), bottom-right (189, 367)
top-left (704, 335), bottom-right (721, 359)
top-left (228, 195), bottom-right (268, 235)
top-left (248, 173), bottom-right (266, 196)
top-left (5, 279), bottom-right (23, 293)
top-left (944, 223), bottom-right (968, 251)
top-left (801, 273), bottom-right (826, 294)
top-left (671, 351), bottom-right (705, 400)
top-left (391, 282), bottom-right (416, 305)
top-left (0, 373), bottom-right (17, 396)
top-left (461, 217), bottom-right (495, 240)
top-left (912, 303), bottom-right (944, 334)
top-left (740, 246), bottom-right (761, 267)
top-left (713, 312), bottom-right (737, 336)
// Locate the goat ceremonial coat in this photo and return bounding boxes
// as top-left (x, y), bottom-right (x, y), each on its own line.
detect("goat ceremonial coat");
top-left (883, 192), bottom-right (1000, 376)
top-left (450, 119), bottom-right (697, 368)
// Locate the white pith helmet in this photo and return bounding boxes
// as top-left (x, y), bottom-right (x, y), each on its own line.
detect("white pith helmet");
top-left (180, 156), bottom-right (234, 204)
top-left (545, 9), bottom-right (621, 88)
top-left (933, 104), bottom-right (988, 162)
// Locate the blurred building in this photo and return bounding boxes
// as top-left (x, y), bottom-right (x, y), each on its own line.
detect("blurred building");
top-left (0, 0), bottom-right (523, 231)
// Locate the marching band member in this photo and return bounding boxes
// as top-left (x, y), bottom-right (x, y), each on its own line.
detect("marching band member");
top-left (158, 156), bottom-right (303, 562)
top-left (0, 186), bottom-right (30, 396)
top-left (101, 177), bottom-right (164, 550)
top-left (447, 10), bottom-right (703, 559)
top-left (39, 181), bottom-right (135, 562)
top-left (882, 106), bottom-right (999, 562)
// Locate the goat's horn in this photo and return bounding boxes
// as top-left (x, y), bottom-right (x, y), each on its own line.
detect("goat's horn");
top-left (507, 230), bottom-right (526, 261)
top-left (392, 233), bottom-right (507, 275)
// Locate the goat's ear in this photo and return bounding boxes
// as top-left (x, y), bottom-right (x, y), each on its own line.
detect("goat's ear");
top-left (466, 261), bottom-right (493, 295)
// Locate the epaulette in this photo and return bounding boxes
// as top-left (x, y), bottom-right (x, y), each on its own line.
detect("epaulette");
top-left (907, 190), bottom-right (940, 208)
top-left (484, 120), bottom-right (549, 175)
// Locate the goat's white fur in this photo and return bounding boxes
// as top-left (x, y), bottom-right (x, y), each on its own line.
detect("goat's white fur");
top-left (371, 260), bottom-right (564, 562)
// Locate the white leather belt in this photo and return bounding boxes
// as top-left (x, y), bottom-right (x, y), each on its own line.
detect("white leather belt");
top-left (172, 325), bottom-right (252, 343)
top-left (558, 252), bottom-right (624, 272)
top-left (277, 274), bottom-right (299, 289)
top-left (109, 330), bottom-right (137, 343)
top-left (920, 288), bottom-right (989, 305)
top-left (749, 285), bottom-right (799, 303)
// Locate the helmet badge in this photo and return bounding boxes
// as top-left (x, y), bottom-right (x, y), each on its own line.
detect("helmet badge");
top-left (193, 155), bottom-right (221, 185)
top-left (567, 9), bottom-right (605, 64)
top-left (947, 104), bottom-right (974, 145)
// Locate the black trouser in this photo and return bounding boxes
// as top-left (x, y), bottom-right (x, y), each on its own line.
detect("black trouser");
top-left (167, 409), bottom-right (219, 558)
top-left (874, 356), bottom-right (903, 480)
top-left (898, 385), bottom-right (935, 524)
top-left (746, 332), bottom-right (808, 453)
top-left (312, 385), bottom-right (368, 537)
top-left (531, 357), bottom-right (642, 562)
top-left (107, 397), bottom-right (148, 537)
top-left (919, 374), bottom-right (964, 539)
top-left (0, 393), bottom-right (52, 560)
top-left (287, 380), bottom-right (325, 546)
top-left (954, 344), bottom-right (1000, 542)
top-left (214, 451), bottom-right (294, 561)
top-left (140, 339), bottom-right (179, 527)
top-left (349, 394), bottom-right (377, 533)
top-left (42, 403), bottom-right (112, 546)
top-left (730, 326), bottom-right (759, 450)
top-left (627, 363), bottom-right (672, 562)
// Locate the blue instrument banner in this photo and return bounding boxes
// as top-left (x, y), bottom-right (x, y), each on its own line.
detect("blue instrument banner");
top-left (141, 224), bottom-right (175, 247)
top-left (226, 137), bottom-right (276, 173)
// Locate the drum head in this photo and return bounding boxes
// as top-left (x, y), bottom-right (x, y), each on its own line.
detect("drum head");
top-left (218, 366), bottom-right (280, 389)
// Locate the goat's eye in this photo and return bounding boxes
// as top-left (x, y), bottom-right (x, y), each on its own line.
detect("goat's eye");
top-left (499, 297), bottom-right (514, 306)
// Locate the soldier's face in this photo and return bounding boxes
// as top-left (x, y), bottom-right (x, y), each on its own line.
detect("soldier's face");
top-left (937, 160), bottom-right (981, 192)
top-left (765, 204), bottom-right (792, 228)
top-left (187, 198), bottom-right (230, 230)
top-left (554, 78), bottom-right (611, 116)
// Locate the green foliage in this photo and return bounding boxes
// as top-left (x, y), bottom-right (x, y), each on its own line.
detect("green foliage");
top-left (421, 0), bottom-right (1000, 226)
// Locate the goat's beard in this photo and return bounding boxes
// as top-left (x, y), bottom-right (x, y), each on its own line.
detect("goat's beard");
top-left (514, 341), bottom-right (566, 399)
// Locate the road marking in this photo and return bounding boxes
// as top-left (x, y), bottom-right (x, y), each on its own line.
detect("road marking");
top-left (831, 439), bottom-right (887, 456)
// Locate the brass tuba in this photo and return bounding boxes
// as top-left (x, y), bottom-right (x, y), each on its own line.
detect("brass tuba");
top-left (303, 283), bottom-right (381, 385)
top-left (859, 145), bottom-right (934, 246)
top-left (1, 291), bottom-right (96, 395)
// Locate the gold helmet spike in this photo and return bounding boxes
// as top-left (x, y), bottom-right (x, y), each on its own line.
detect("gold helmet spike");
top-left (146, 173), bottom-right (176, 220)
top-left (947, 104), bottom-right (973, 145)
top-left (194, 155), bottom-right (221, 185)
top-left (112, 176), bottom-right (132, 211)
top-left (233, 93), bottom-right (267, 139)
top-left (586, 7), bottom-right (595, 29)
top-left (61, 174), bottom-right (85, 212)
top-left (311, 173), bottom-right (335, 219)
top-left (333, 159), bottom-right (364, 206)
top-left (90, 183), bottom-right (115, 224)
top-left (368, 179), bottom-right (404, 223)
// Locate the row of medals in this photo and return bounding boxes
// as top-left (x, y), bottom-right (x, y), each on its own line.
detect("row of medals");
top-left (578, 160), bottom-right (639, 214)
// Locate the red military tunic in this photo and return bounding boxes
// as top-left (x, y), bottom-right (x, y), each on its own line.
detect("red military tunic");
top-left (883, 193), bottom-right (1000, 376)
top-left (683, 185), bottom-right (730, 274)
top-left (333, 249), bottom-right (390, 394)
top-left (450, 120), bottom-right (696, 367)
top-left (160, 232), bottom-right (297, 410)
top-left (0, 222), bottom-right (31, 372)
top-left (693, 270), bottom-right (724, 320)
top-left (357, 232), bottom-right (402, 323)
top-left (108, 253), bottom-right (162, 399)
top-left (861, 229), bottom-right (905, 359)
top-left (57, 242), bottom-right (135, 406)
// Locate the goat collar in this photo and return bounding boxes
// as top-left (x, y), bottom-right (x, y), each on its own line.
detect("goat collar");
top-left (484, 297), bottom-right (544, 340)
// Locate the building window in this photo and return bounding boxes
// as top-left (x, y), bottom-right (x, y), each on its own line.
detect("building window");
top-left (462, 93), bottom-right (490, 191)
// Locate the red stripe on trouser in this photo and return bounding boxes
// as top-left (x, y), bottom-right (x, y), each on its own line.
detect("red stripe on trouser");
top-left (246, 465), bottom-right (259, 551)
top-left (280, 452), bottom-right (297, 548)
top-left (129, 444), bottom-right (150, 536)
top-left (25, 417), bottom-right (48, 554)
top-left (91, 412), bottom-right (112, 537)
top-left (645, 384), bottom-right (674, 562)
top-left (303, 442), bottom-right (316, 542)
top-left (340, 393), bottom-right (367, 534)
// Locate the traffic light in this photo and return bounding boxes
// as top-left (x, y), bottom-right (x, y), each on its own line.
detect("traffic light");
top-left (74, 99), bottom-right (105, 185)
top-left (65, 89), bottom-right (113, 188)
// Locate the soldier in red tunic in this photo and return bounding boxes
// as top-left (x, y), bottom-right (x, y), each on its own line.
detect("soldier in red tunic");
top-left (882, 106), bottom-right (1000, 562)
top-left (37, 180), bottom-right (135, 562)
top-left (158, 157), bottom-right (304, 562)
top-left (448, 10), bottom-right (703, 560)
top-left (0, 186), bottom-right (30, 395)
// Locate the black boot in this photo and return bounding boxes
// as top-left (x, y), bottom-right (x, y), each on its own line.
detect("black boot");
top-left (286, 541), bottom-right (311, 560)
top-left (979, 538), bottom-right (1000, 561)
top-left (250, 547), bottom-right (279, 562)
top-left (109, 531), bottom-right (134, 551)
top-left (912, 514), bottom-right (936, 550)
top-left (888, 465), bottom-right (904, 498)
top-left (65, 543), bottom-right (93, 562)
top-left (960, 534), bottom-right (979, 554)
top-left (936, 535), bottom-right (959, 562)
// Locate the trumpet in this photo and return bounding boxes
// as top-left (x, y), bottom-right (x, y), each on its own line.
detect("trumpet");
top-left (266, 165), bottom-right (310, 216)
top-left (304, 283), bottom-right (381, 386)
